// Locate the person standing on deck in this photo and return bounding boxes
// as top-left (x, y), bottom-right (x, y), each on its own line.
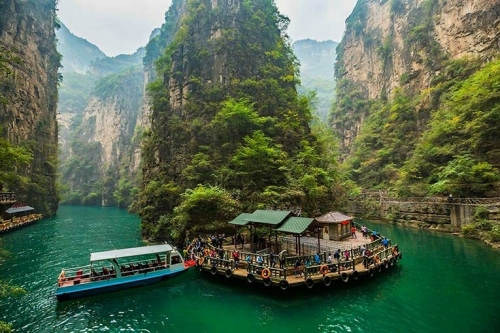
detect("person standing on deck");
top-left (334, 249), bottom-right (341, 263)
top-left (327, 253), bottom-right (332, 264)
top-left (360, 244), bottom-right (366, 257)
top-left (232, 250), bottom-right (240, 270)
top-left (382, 237), bottom-right (389, 248)
top-left (257, 254), bottom-right (264, 266)
top-left (361, 225), bottom-right (368, 238)
top-left (351, 225), bottom-right (357, 238)
top-left (278, 250), bottom-right (287, 268)
top-left (269, 251), bottom-right (277, 268)
top-left (294, 258), bottom-right (303, 278)
top-left (314, 252), bottom-right (321, 265)
top-left (344, 250), bottom-right (350, 261)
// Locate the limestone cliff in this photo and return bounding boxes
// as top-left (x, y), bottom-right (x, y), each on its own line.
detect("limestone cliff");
top-left (61, 67), bottom-right (144, 206)
top-left (332, 0), bottom-right (500, 154)
top-left (58, 1), bottom-right (185, 207)
top-left (137, 0), bottom-right (334, 240)
top-left (0, 0), bottom-right (60, 215)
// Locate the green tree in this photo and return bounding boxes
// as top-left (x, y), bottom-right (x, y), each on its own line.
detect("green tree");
top-left (230, 130), bottom-right (288, 195)
top-left (169, 185), bottom-right (240, 239)
top-left (429, 155), bottom-right (500, 197)
top-left (0, 241), bottom-right (25, 333)
top-left (0, 129), bottom-right (33, 190)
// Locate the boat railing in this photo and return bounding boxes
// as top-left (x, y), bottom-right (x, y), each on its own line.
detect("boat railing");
top-left (207, 249), bottom-right (274, 268)
top-left (57, 265), bottom-right (92, 286)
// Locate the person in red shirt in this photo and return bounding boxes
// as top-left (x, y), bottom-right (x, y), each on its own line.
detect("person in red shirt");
top-left (232, 250), bottom-right (240, 270)
top-left (351, 226), bottom-right (357, 238)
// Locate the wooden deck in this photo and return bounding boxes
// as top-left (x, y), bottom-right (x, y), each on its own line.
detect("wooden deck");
top-left (197, 246), bottom-right (401, 290)
top-left (0, 214), bottom-right (43, 234)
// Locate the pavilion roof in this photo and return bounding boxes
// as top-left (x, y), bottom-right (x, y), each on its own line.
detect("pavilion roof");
top-left (275, 216), bottom-right (321, 234)
top-left (315, 211), bottom-right (353, 224)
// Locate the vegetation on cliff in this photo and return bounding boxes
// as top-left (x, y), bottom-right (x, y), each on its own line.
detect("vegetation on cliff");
top-left (0, 0), bottom-right (61, 215)
top-left (335, 57), bottom-right (500, 198)
top-left (137, 0), bottom-right (339, 241)
top-left (0, 240), bottom-right (24, 333)
top-left (331, 0), bottom-right (500, 199)
top-left (0, 48), bottom-right (32, 190)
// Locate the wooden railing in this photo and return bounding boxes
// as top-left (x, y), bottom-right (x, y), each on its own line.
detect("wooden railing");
top-left (381, 196), bottom-right (500, 205)
top-left (0, 214), bottom-right (43, 233)
top-left (0, 192), bottom-right (16, 203)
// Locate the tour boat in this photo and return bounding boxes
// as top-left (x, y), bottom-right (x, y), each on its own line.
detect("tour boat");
top-left (55, 244), bottom-right (195, 301)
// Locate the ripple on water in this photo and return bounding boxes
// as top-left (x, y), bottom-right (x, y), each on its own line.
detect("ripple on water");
top-left (1, 208), bottom-right (500, 333)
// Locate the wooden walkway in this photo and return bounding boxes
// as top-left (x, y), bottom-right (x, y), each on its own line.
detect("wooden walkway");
top-left (0, 214), bottom-right (43, 234)
top-left (196, 243), bottom-right (401, 290)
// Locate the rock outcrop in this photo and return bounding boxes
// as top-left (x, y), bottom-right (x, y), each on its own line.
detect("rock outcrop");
top-left (333, 0), bottom-right (500, 152)
top-left (0, 0), bottom-right (60, 215)
top-left (57, 0), bottom-right (185, 207)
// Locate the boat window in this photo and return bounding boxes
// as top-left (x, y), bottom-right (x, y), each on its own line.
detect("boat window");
top-left (171, 255), bottom-right (181, 264)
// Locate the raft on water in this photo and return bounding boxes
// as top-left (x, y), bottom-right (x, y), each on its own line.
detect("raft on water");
top-left (193, 210), bottom-right (402, 290)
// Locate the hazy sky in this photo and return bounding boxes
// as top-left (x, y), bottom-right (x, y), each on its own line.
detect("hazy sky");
top-left (58, 0), bottom-right (358, 56)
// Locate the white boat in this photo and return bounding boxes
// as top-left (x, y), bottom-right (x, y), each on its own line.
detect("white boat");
top-left (55, 244), bottom-right (195, 301)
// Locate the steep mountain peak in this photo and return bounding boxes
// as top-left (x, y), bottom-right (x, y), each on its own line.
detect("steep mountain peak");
top-left (56, 22), bottom-right (107, 73)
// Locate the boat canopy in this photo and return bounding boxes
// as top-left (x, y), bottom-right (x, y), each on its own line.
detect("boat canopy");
top-left (90, 244), bottom-right (173, 262)
top-left (6, 205), bottom-right (35, 214)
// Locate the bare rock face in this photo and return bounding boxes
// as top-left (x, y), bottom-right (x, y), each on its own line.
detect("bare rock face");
top-left (65, 67), bottom-right (144, 206)
top-left (334, 0), bottom-right (500, 151)
top-left (0, 0), bottom-right (59, 215)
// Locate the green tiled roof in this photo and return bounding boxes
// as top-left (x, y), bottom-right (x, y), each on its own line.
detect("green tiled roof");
top-left (228, 213), bottom-right (253, 226)
top-left (275, 217), bottom-right (318, 234)
top-left (244, 210), bottom-right (292, 225)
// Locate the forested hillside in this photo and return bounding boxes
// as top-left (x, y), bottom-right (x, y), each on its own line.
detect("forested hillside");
top-left (137, 0), bottom-right (339, 241)
top-left (331, 0), bottom-right (500, 198)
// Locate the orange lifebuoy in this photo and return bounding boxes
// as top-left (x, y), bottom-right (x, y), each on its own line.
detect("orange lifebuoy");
top-left (261, 268), bottom-right (271, 279)
top-left (198, 257), bottom-right (204, 266)
top-left (320, 264), bottom-right (329, 275)
top-left (374, 254), bottom-right (381, 264)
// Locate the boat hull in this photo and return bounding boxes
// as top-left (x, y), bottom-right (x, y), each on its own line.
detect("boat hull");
top-left (55, 267), bottom-right (189, 302)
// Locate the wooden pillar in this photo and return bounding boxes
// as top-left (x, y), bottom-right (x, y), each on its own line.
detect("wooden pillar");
top-left (317, 227), bottom-right (321, 253)
top-left (250, 224), bottom-right (254, 252)
top-left (234, 225), bottom-right (237, 249)
top-left (294, 235), bottom-right (297, 255)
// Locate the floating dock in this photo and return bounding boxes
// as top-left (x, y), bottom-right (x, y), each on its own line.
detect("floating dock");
top-left (195, 223), bottom-right (402, 290)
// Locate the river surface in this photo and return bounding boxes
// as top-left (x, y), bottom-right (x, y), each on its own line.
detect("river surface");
top-left (0, 206), bottom-right (499, 332)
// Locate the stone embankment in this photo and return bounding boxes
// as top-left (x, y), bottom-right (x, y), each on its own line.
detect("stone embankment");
top-left (344, 192), bottom-right (500, 248)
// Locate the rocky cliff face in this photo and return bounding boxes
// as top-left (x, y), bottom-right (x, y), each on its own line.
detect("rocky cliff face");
top-left (61, 67), bottom-right (144, 206)
top-left (57, 1), bottom-right (185, 207)
top-left (0, 0), bottom-right (60, 215)
top-left (333, 0), bottom-right (500, 152)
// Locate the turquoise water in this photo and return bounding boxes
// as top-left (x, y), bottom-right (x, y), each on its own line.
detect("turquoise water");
top-left (0, 206), bottom-right (499, 332)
